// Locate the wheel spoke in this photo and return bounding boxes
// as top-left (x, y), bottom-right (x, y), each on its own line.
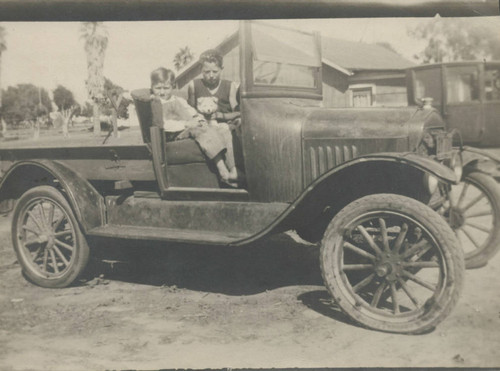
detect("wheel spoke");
top-left (371, 282), bottom-right (387, 307)
top-left (392, 223), bottom-right (408, 253)
top-left (413, 243), bottom-right (433, 261)
top-left (463, 221), bottom-right (491, 234)
top-left (42, 248), bottom-right (49, 272)
top-left (356, 225), bottom-right (383, 255)
top-left (464, 209), bottom-right (493, 218)
top-left (54, 239), bottom-right (74, 252)
top-left (30, 247), bottom-right (43, 260)
top-left (397, 278), bottom-right (420, 308)
top-left (47, 203), bottom-right (55, 231)
top-left (54, 230), bottom-right (73, 238)
top-left (22, 225), bottom-right (41, 236)
top-left (37, 201), bottom-right (48, 229)
top-left (53, 215), bottom-right (65, 232)
top-left (352, 273), bottom-right (376, 293)
top-left (343, 264), bottom-right (374, 271)
top-left (53, 245), bottom-right (69, 267)
top-left (402, 270), bottom-right (436, 292)
top-left (27, 210), bottom-right (44, 233)
top-left (344, 241), bottom-right (376, 261)
top-left (461, 193), bottom-right (486, 213)
top-left (378, 218), bottom-right (390, 252)
top-left (401, 239), bottom-right (431, 260)
top-left (459, 227), bottom-right (481, 249)
top-left (402, 261), bottom-right (440, 268)
top-left (390, 282), bottom-right (400, 314)
top-left (456, 182), bottom-right (469, 209)
top-left (50, 249), bottom-right (59, 273)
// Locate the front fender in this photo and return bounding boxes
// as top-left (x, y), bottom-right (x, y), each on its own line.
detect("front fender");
top-left (0, 160), bottom-right (105, 232)
top-left (231, 152), bottom-right (456, 246)
top-left (461, 146), bottom-right (500, 177)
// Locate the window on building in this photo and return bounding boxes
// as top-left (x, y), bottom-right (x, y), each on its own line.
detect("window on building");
top-left (484, 65), bottom-right (500, 101)
top-left (446, 66), bottom-right (479, 103)
top-left (351, 87), bottom-right (373, 107)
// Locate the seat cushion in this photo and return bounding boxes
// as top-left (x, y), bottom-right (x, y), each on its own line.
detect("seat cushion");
top-left (165, 138), bottom-right (206, 165)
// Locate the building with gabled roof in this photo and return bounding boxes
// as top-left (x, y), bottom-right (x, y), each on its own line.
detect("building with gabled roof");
top-left (175, 30), bottom-right (415, 108)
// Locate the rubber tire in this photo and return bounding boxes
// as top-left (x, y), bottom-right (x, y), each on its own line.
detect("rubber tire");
top-left (320, 194), bottom-right (464, 334)
top-left (12, 186), bottom-right (90, 288)
top-left (456, 172), bottom-right (500, 269)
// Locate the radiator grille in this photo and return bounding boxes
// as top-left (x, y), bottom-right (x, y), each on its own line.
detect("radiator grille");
top-left (308, 145), bottom-right (358, 180)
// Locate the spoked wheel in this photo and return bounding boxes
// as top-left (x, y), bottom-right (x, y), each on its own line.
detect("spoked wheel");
top-left (12, 186), bottom-right (90, 288)
top-left (320, 194), bottom-right (464, 334)
top-left (440, 172), bottom-right (500, 269)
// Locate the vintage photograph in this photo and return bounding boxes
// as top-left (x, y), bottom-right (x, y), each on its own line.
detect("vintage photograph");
top-left (0, 2), bottom-right (499, 369)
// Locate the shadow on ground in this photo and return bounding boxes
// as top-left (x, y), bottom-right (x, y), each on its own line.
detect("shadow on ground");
top-left (298, 290), bottom-right (361, 328)
top-left (87, 233), bottom-right (324, 296)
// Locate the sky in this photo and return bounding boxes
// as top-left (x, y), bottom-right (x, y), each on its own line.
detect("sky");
top-left (1, 17), bottom-right (499, 105)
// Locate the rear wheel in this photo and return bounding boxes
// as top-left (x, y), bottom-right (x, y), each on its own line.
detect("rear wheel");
top-left (320, 194), bottom-right (464, 334)
top-left (441, 172), bottom-right (500, 269)
top-left (12, 186), bottom-right (90, 288)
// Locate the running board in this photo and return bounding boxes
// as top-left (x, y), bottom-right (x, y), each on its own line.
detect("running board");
top-left (88, 225), bottom-right (252, 245)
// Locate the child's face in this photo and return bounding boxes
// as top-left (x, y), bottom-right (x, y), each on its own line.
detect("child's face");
top-left (201, 61), bottom-right (222, 88)
top-left (151, 82), bottom-right (173, 100)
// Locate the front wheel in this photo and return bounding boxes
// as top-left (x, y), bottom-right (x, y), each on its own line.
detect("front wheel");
top-left (441, 171), bottom-right (500, 269)
top-left (320, 194), bottom-right (464, 334)
top-left (12, 186), bottom-right (90, 288)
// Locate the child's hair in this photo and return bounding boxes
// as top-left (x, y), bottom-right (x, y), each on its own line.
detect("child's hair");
top-left (150, 67), bottom-right (176, 86)
top-left (199, 49), bottom-right (224, 69)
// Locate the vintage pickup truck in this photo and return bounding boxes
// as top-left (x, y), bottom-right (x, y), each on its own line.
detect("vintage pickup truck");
top-left (0, 21), bottom-right (467, 334)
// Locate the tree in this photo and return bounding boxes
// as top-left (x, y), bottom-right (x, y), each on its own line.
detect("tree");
top-left (53, 85), bottom-right (77, 112)
top-left (173, 46), bottom-right (194, 71)
top-left (0, 26), bottom-right (7, 135)
top-left (79, 101), bottom-right (94, 118)
top-left (409, 17), bottom-right (500, 63)
top-left (102, 77), bottom-right (130, 137)
top-left (80, 22), bottom-right (108, 136)
top-left (1, 84), bottom-right (51, 128)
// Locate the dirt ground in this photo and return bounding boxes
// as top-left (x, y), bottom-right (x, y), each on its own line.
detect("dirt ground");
top-left (0, 214), bottom-right (499, 370)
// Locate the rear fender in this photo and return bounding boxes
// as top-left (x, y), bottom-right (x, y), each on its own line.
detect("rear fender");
top-left (0, 160), bottom-right (105, 232)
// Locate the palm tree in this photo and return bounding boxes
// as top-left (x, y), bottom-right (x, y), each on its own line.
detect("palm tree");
top-left (173, 46), bottom-right (194, 71)
top-left (80, 22), bottom-right (108, 136)
top-left (0, 25), bottom-right (7, 136)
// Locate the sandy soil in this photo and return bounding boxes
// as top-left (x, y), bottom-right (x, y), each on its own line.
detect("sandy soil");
top-left (0, 214), bottom-right (499, 370)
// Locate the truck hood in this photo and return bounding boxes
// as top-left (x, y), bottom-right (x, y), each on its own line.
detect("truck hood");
top-left (303, 106), bottom-right (445, 152)
top-left (304, 107), bottom-right (416, 139)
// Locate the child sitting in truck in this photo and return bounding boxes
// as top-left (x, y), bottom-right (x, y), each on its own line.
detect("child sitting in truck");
top-left (150, 67), bottom-right (239, 186)
top-left (187, 49), bottom-right (242, 181)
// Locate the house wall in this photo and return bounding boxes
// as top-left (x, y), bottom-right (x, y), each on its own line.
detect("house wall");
top-left (322, 66), bottom-right (408, 108)
top-left (351, 77), bottom-right (408, 107)
top-left (322, 66), bottom-right (350, 108)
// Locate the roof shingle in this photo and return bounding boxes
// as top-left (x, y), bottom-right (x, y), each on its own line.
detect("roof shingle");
top-left (322, 36), bottom-right (415, 72)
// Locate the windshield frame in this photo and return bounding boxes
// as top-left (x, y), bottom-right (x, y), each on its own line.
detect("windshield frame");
top-left (241, 21), bottom-right (323, 100)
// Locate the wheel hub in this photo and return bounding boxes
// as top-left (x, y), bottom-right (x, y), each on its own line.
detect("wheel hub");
top-left (449, 207), bottom-right (465, 229)
top-left (375, 252), bottom-right (404, 282)
top-left (375, 263), bottom-right (391, 277)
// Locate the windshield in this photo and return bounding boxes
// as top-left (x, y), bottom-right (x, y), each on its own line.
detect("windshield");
top-left (413, 68), bottom-right (442, 106)
top-left (251, 22), bottom-right (320, 89)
